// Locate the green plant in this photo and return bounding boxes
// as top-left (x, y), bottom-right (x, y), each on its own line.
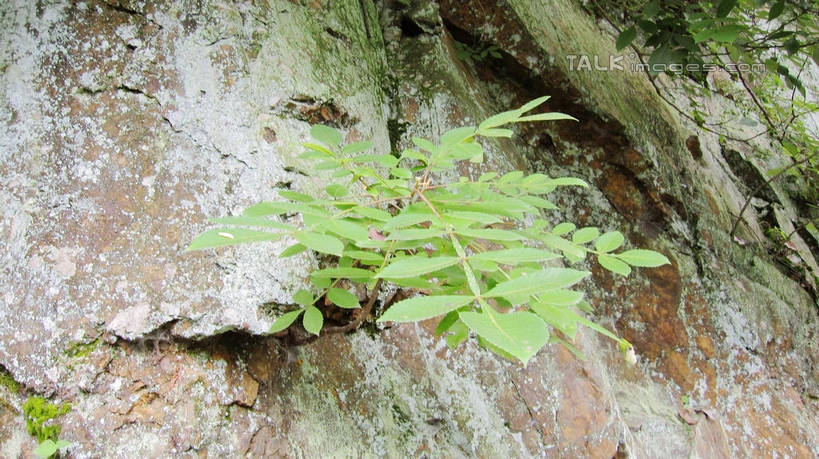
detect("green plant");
top-left (23, 396), bottom-right (72, 458)
top-left (188, 97), bottom-right (669, 364)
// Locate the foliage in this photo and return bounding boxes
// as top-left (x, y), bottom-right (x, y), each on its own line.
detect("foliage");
top-left (610, 0), bottom-right (818, 88)
top-left (453, 41), bottom-right (502, 66)
top-left (595, 0), bottom-right (818, 261)
top-left (23, 396), bottom-right (72, 458)
top-left (188, 97), bottom-right (670, 365)
top-left (33, 439), bottom-right (72, 459)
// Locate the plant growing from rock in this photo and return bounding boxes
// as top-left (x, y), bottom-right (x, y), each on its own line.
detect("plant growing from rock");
top-left (23, 396), bottom-right (72, 458)
top-left (188, 97), bottom-right (669, 364)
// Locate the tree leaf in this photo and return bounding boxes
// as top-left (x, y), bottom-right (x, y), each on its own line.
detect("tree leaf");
top-left (341, 140), bottom-right (373, 154)
top-left (435, 310), bottom-right (460, 336)
top-left (615, 249), bottom-right (670, 267)
top-left (710, 25), bottom-right (744, 43)
top-left (310, 124), bottom-right (342, 147)
top-left (34, 440), bottom-right (58, 459)
top-left (616, 26), bottom-right (637, 51)
top-left (598, 254), bottom-right (632, 276)
top-left (302, 305), bottom-right (324, 335)
top-left (386, 228), bottom-right (444, 240)
top-left (768, 1), bottom-right (785, 20)
top-left (208, 216), bottom-right (295, 231)
top-left (270, 309), bottom-right (303, 333)
top-left (293, 289), bottom-right (313, 306)
top-left (530, 302), bottom-right (580, 339)
top-left (353, 206), bottom-right (392, 221)
top-left (280, 243), bottom-right (307, 257)
top-left (455, 228), bottom-right (523, 241)
top-left (311, 267), bottom-right (374, 280)
top-left (342, 250), bottom-right (384, 262)
top-left (376, 256), bottom-right (461, 279)
top-left (279, 190), bottom-right (314, 202)
top-left (440, 126), bottom-right (476, 146)
top-left (572, 227), bottom-right (600, 244)
top-left (186, 228), bottom-right (282, 251)
top-left (294, 231), bottom-right (344, 256)
top-left (537, 289), bottom-right (585, 306)
top-left (243, 201), bottom-right (328, 217)
top-left (470, 248), bottom-right (559, 264)
top-left (515, 113), bottom-right (578, 123)
top-left (322, 219), bottom-right (370, 243)
top-left (595, 231), bottom-right (624, 253)
top-left (484, 268), bottom-right (590, 300)
top-left (552, 222), bottom-right (576, 236)
top-left (460, 308), bottom-right (549, 365)
top-left (328, 288), bottom-right (361, 309)
top-left (325, 184), bottom-right (348, 198)
top-left (716, 0), bottom-right (737, 17)
top-left (378, 295), bottom-right (474, 322)
top-left (445, 321), bottom-right (469, 349)
top-left (383, 212), bottom-right (434, 231)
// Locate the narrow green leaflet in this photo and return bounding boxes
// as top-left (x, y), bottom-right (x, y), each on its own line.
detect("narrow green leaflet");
top-left (311, 124), bottom-right (342, 147)
top-left (572, 227), bottom-right (600, 244)
top-left (378, 295), bottom-right (473, 322)
top-left (470, 248), bottom-right (559, 264)
top-left (341, 140), bottom-right (373, 154)
top-left (615, 249), bottom-right (670, 267)
top-left (383, 212), bottom-right (434, 231)
top-left (186, 228), bottom-right (282, 251)
top-left (552, 222), bottom-right (576, 236)
top-left (455, 228), bottom-right (522, 241)
top-left (386, 228), bottom-right (444, 240)
top-left (376, 256), bottom-right (461, 279)
top-left (342, 250), bottom-right (384, 262)
top-left (598, 254), bottom-right (631, 276)
top-left (270, 309), bottom-right (303, 333)
top-left (595, 231), bottom-right (624, 253)
top-left (515, 113), bottom-right (578, 123)
top-left (293, 289), bottom-right (313, 306)
top-left (435, 310), bottom-right (460, 336)
top-left (325, 184), bottom-right (348, 198)
top-left (460, 308), bottom-right (549, 365)
top-left (322, 219), bottom-right (370, 243)
top-left (280, 243), bottom-right (307, 257)
top-left (353, 206), bottom-right (392, 221)
top-left (484, 268), bottom-right (590, 300)
top-left (243, 201), bottom-right (328, 217)
top-left (446, 321), bottom-right (469, 349)
top-left (311, 267), bottom-right (374, 280)
top-left (440, 126), bottom-right (476, 146)
top-left (209, 216), bottom-right (295, 230)
top-left (279, 190), bottom-right (314, 202)
top-left (328, 288), bottom-right (361, 309)
top-left (537, 289), bottom-right (585, 306)
top-left (530, 302), bottom-right (580, 339)
top-left (303, 305), bottom-right (324, 335)
top-left (546, 177), bottom-right (588, 188)
top-left (294, 231), bottom-right (344, 256)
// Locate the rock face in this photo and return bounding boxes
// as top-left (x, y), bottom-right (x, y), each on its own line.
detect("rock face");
top-left (1, 0), bottom-right (817, 457)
